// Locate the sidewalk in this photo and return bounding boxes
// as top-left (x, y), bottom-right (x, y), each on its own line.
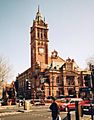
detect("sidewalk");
top-left (0, 105), bottom-right (16, 109)
top-left (81, 115), bottom-right (92, 120)
top-left (0, 105), bottom-right (31, 116)
top-left (63, 111), bottom-right (93, 120)
top-left (0, 105), bottom-right (20, 117)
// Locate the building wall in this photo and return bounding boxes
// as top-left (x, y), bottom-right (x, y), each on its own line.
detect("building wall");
top-left (16, 68), bottom-right (31, 99)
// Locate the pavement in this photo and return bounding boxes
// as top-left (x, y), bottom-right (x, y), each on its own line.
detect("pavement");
top-left (0, 105), bottom-right (32, 116)
top-left (70, 111), bottom-right (93, 120)
top-left (81, 115), bottom-right (91, 120)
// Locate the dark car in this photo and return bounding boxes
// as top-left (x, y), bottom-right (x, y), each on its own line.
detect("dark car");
top-left (81, 100), bottom-right (94, 116)
top-left (47, 96), bottom-right (54, 99)
top-left (56, 95), bottom-right (65, 99)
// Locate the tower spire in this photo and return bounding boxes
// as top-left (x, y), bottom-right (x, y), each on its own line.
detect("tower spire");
top-left (38, 5), bottom-right (40, 13)
top-left (35, 5), bottom-right (43, 21)
top-left (44, 17), bottom-right (45, 22)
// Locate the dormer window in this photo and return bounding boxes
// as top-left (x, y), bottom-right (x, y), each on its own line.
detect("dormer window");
top-left (51, 50), bottom-right (58, 58)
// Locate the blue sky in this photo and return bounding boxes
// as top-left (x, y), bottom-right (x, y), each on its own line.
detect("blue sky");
top-left (0, 0), bottom-right (94, 82)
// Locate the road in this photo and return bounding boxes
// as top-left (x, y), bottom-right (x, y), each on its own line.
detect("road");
top-left (0, 104), bottom-right (92, 120)
top-left (0, 105), bottom-right (67, 120)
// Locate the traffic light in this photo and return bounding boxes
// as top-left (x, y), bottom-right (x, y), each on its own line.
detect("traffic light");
top-left (91, 67), bottom-right (94, 88)
top-left (84, 75), bottom-right (91, 87)
top-left (46, 76), bottom-right (50, 85)
top-left (26, 80), bottom-right (31, 90)
top-left (44, 76), bottom-right (50, 85)
top-left (14, 80), bottom-right (18, 92)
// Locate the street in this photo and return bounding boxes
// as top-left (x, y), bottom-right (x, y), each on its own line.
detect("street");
top-left (0, 105), bottom-right (67, 120)
top-left (0, 105), bottom-right (93, 120)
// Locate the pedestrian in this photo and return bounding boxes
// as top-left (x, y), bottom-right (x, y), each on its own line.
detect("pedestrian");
top-left (49, 97), bottom-right (60, 120)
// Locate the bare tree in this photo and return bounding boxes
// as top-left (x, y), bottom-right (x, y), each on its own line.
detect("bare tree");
top-left (86, 55), bottom-right (94, 70)
top-left (0, 56), bottom-right (12, 83)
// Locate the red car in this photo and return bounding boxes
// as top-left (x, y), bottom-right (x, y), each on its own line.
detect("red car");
top-left (59, 98), bottom-right (90, 111)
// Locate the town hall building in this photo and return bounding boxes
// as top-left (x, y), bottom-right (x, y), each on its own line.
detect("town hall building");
top-left (16, 7), bottom-right (90, 101)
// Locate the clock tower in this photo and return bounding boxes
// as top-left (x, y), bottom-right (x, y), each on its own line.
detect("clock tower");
top-left (30, 7), bottom-right (49, 72)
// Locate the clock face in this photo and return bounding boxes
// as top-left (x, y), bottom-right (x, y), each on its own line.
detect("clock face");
top-left (39, 48), bottom-right (44, 54)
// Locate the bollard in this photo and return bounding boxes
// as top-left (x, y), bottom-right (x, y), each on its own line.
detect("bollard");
top-left (67, 106), bottom-right (71, 120)
top-left (16, 102), bottom-right (19, 108)
top-left (90, 104), bottom-right (93, 120)
top-left (23, 98), bottom-right (26, 110)
top-left (26, 101), bottom-right (30, 111)
top-left (78, 104), bottom-right (82, 118)
top-left (80, 105), bottom-right (83, 117)
top-left (75, 101), bottom-right (80, 120)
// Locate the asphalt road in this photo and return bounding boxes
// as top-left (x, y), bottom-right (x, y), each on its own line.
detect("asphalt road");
top-left (0, 105), bottom-right (67, 120)
top-left (0, 105), bottom-right (92, 120)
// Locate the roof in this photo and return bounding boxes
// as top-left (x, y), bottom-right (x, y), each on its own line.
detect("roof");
top-left (47, 55), bottom-right (65, 70)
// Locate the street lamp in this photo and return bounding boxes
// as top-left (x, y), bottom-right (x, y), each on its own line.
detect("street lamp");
top-left (59, 63), bottom-right (66, 95)
top-left (52, 75), bottom-right (54, 96)
top-left (91, 66), bottom-right (94, 99)
top-left (23, 79), bottom-right (27, 110)
top-left (31, 83), bottom-right (35, 105)
top-left (51, 51), bottom-right (55, 97)
top-left (24, 79), bottom-right (29, 99)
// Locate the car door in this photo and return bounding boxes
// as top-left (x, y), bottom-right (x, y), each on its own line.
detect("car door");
top-left (68, 101), bottom-right (75, 109)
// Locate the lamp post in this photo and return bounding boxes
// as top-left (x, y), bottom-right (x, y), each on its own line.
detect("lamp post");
top-left (52, 75), bottom-right (54, 96)
top-left (59, 63), bottom-right (66, 95)
top-left (51, 52), bottom-right (54, 97)
top-left (23, 79), bottom-right (27, 110)
top-left (31, 83), bottom-right (35, 105)
top-left (91, 66), bottom-right (94, 99)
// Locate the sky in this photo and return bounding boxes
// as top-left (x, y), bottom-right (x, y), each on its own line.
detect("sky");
top-left (0, 0), bottom-right (94, 83)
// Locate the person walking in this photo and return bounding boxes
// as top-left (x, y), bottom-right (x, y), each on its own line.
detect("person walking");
top-left (49, 97), bottom-right (60, 120)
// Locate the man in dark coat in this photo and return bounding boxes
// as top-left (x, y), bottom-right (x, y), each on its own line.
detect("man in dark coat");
top-left (49, 97), bottom-right (60, 120)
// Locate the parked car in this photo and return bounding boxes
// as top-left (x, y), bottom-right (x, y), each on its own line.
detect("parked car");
top-left (16, 99), bottom-right (24, 106)
top-left (59, 98), bottom-right (89, 111)
top-left (56, 95), bottom-right (65, 99)
top-left (56, 95), bottom-right (75, 99)
top-left (45, 96), bottom-right (54, 103)
top-left (81, 99), bottom-right (94, 116)
top-left (1, 99), bottom-right (8, 106)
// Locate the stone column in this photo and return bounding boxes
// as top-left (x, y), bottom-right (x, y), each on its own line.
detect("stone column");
top-left (63, 76), bottom-right (68, 96)
top-left (42, 29), bottom-right (44, 39)
top-left (74, 76), bottom-right (79, 98)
